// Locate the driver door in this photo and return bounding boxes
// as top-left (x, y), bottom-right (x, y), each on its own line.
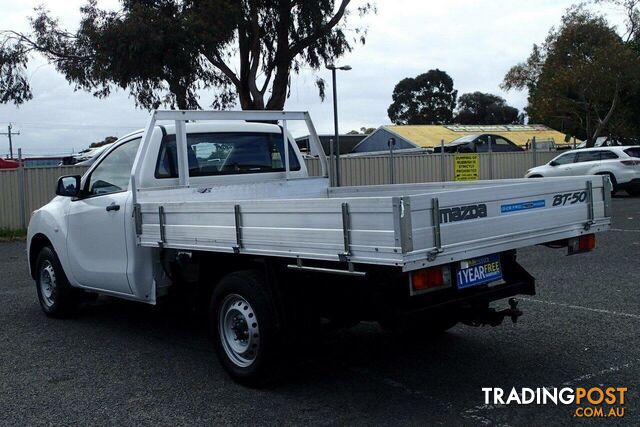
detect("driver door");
top-left (66, 138), bottom-right (141, 294)
top-left (546, 152), bottom-right (578, 176)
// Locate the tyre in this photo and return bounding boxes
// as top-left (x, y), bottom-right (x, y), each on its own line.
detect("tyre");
top-left (210, 270), bottom-right (283, 387)
top-left (35, 246), bottom-right (81, 318)
top-left (626, 188), bottom-right (640, 197)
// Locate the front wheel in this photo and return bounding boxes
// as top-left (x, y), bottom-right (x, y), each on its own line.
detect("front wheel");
top-left (210, 270), bottom-right (283, 387)
top-left (35, 246), bottom-right (81, 318)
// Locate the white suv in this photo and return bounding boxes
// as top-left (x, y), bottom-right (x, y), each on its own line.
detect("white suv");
top-left (525, 146), bottom-right (640, 195)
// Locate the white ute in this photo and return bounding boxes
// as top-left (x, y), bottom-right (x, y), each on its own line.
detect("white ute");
top-left (28, 111), bottom-right (611, 385)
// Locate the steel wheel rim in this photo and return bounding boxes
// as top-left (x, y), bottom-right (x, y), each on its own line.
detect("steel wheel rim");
top-left (39, 260), bottom-right (57, 307)
top-left (218, 294), bottom-right (260, 368)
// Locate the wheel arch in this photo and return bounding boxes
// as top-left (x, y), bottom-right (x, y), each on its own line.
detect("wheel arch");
top-left (29, 233), bottom-right (54, 279)
top-left (594, 170), bottom-right (618, 184)
top-left (193, 252), bottom-right (283, 309)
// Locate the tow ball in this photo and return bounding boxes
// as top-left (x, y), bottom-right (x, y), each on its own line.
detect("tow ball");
top-left (462, 298), bottom-right (523, 327)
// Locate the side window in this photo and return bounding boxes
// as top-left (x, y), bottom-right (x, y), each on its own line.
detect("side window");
top-left (494, 137), bottom-right (512, 146)
top-left (576, 151), bottom-right (602, 163)
top-left (86, 138), bottom-right (141, 196)
top-left (624, 147), bottom-right (640, 158)
top-left (554, 153), bottom-right (576, 165)
top-left (156, 132), bottom-right (301, 178)
top-left (600, 151), bottom-right (619, 160)
top-left (474, 136), bottom-right (489, 152)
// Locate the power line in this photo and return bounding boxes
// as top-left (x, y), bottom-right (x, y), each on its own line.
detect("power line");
top-left (10, 122), bottom-right (142, 130)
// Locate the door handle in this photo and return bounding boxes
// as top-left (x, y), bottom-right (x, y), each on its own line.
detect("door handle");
top-left (106, 203), bottom-right (120, 212)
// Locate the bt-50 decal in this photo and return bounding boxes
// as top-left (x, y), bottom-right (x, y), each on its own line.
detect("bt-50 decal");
top-left (552, 191), bottom-right (588, 206)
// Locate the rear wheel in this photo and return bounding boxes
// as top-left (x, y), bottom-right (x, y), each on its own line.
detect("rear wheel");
top-left (626, 188), bottom-right (640, 197)
top-left (35, 246), bottom-right (81, 318)
top-left (210, 270), bottom-right (283, 387)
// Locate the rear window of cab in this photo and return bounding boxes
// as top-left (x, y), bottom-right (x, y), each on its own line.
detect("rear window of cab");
top-left (155, 132), bottom-right (301, 178)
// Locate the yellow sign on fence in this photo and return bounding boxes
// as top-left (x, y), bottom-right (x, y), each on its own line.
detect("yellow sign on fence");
top-left (454, 154), bottom-right (479, 181)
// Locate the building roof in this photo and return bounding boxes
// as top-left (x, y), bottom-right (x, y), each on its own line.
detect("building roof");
top-left (383, 124), bottom-right (569, 148)
top-left (295, 134), bottom-right (367, 155)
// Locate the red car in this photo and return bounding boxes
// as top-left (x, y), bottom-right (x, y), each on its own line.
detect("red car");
top-left (0, 158), bottom-right (20, 169)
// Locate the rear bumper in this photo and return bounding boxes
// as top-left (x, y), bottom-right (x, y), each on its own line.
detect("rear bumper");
top-left (399, 253), bottom-right (535, 315)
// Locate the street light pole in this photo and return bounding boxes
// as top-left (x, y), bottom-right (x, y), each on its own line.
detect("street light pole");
top-left (326, 64), bottom-right (351, 187)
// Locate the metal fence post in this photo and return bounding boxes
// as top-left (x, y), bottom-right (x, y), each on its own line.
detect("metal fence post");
top-left (328, 138), bottom-right (334, 187)
top-left (440, 139), bottom-right (445, 182)
top-left (532, 136), bottom-right (537, 168)
top-left (388, 137), bottom-right (396, 184)
top-left (488, 135), bottom-right (493, 180)
top-left (17, 148), bottom-right (26, 230)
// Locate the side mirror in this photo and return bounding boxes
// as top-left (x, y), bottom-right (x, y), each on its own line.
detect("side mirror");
top-left (56, 175), bottom-right (81, 197)
top-left (549, 160), bottom-right (558, 167)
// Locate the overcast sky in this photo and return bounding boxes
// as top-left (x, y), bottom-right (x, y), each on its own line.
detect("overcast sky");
top-left (0, 0), bottom-right (628, 156)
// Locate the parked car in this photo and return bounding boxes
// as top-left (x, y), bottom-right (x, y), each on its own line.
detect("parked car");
top-left (525, 147), bottom-right (640, 195)
top-left (0, 158), bottom-right (20, 169)
top-left (433, 134), bottom-right (524, 153)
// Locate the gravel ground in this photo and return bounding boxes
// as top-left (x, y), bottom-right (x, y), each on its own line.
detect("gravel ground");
top-left (0, 196), bottom-right (638, 426)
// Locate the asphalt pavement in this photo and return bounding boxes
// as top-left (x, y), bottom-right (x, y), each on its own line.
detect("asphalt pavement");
top-left (0, 196), bottom-right (638, 425)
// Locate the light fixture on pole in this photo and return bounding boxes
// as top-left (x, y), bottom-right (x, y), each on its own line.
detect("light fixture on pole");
top-left (326, 64), bottom-right (351, 187)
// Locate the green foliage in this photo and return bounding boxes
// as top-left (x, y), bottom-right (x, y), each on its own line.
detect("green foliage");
top-left (387, 69), bottom-right (457, 125)
top-left (455, 92), bottom-right (521, 125)
top-left (502, 7), bottom-right (640, 145)
top-left (0, 0), bottom-right (374, 110)
top-left (0, 228), bottom-right (26, 241)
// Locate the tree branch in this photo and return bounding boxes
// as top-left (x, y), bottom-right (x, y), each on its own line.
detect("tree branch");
top-left (205, 50), bottom-right (240, 88)
top-left (288, 0), bottom-right (351, 58)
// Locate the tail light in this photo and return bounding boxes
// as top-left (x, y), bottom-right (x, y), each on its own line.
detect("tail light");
top-left (621, 160), bottom-right (640, 166)
top-left (410, 266), bottom-right (451, 295)
top-left (568, 234), bottom-right (596, 255)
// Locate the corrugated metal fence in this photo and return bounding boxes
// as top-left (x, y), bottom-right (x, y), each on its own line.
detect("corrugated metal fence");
top-left (1, 166), bottom-right (88, 229)
top-left (0, 151), bottom-right (556, 229)
top-left (306, 151), bottom-right (557, 186)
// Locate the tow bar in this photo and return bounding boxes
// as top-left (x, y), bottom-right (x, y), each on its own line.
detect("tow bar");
top-left (461, 298), bottom-right (523, 327)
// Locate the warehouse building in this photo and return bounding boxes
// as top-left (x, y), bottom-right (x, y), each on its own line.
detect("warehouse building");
top-left (295, 133), bottom-right (367, 156)
top-left (351, 124), bottom-right (569, 153)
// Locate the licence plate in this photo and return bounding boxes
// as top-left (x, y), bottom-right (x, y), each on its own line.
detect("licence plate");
top-left (456, 253), bottom-right (502, 289)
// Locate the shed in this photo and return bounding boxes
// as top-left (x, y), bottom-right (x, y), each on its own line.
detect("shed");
top-left (352, 124), bottom-right (569, 153)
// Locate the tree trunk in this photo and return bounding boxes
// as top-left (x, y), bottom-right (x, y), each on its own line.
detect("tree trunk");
top-left (167, 78), bottom-right (190, 110)
top-left (591, 85), bottom-right (620, 146)
top-left (585, 108), bottom-right (592, 147)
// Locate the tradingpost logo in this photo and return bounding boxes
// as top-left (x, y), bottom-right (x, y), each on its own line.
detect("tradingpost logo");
top-left (482, 387), bottom-right (627, 418)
